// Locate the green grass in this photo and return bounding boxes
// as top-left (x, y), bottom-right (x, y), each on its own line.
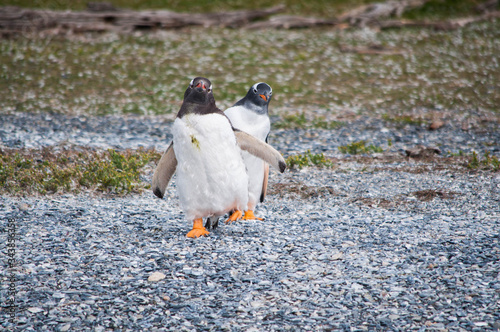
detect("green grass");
top-left (338, 141), bottom-right (384, 155)
top-left (382, 114), bottom-right (427, 126)
top-left (0, 0), bottom-right (498, 120)
top-left (274, 112), bottom-right (344, 130)
top-left (2, 18), bottom-right (499, 118)
top-left (0, 147), bottom-right (160, 195)
top-left (274, 112), bottom-right (308, 129)
top-left (286, 150), bottom-right (333, 169)
top-left (467, 151), bottom-right (500, 171)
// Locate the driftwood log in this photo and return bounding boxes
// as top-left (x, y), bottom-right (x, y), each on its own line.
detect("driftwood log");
top-left (337, 0), bottom-right (431, 27)
top-left (0, 4), bottom-right (286, 34)
top-left (379, 10), bottom-right (500, 31)
top-left (0, 0), bottom-right (498, 35)
top-left (247, 15), bottom-right (337, 29)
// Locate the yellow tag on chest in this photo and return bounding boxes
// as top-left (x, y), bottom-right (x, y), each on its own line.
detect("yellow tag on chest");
top-left (190, 134), bottom-right (200, 149)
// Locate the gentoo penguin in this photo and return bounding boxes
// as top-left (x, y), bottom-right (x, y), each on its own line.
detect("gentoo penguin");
top-left (224, 82), bottom-right (273, 221)
top-left (151, 77), bottom-right (286, 238)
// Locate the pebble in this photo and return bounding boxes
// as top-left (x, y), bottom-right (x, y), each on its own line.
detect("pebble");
top-left (147, 272), bottom-right (166, 282)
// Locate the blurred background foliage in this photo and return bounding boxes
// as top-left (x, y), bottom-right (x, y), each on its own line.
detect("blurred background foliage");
top-left (3, 0), bottom-right (495, 19)
top-left (0, 0), bottom-right (498, 117)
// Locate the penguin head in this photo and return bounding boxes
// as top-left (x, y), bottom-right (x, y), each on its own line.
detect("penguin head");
top-left (247, 82), bottom-right (272, 107)
top-left (235, 82), bottom-right (272, 114)
top-left (184, 77), bottom-right (213, 105)
top-left (178, 77), bottom-right (220, 118)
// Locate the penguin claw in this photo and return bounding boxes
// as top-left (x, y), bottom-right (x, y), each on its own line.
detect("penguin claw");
top-left (225, 210), bottom-right (243, 224)
top-left (242, 210), bottom-right (263, 221)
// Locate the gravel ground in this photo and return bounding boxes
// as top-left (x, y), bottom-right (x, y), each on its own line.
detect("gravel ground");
top-left (1, 112), bottom-right (499, 331)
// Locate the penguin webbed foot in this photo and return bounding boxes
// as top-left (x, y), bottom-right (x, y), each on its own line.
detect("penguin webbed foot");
top-left (225, 210), bottom-right (243, 224)
top-left (186, 218), bottom-right (210, 238)
top-left (242, 210), bottom-right (264, 221)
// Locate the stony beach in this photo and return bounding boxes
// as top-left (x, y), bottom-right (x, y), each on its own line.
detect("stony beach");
top-left (1, 111), bottom-right (499, 331)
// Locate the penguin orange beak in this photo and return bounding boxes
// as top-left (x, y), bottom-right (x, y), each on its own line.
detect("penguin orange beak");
top-left (259, 94), bottom-right (267, 101)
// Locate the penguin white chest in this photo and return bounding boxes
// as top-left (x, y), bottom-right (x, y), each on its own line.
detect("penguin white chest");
top-left (225, 106), bottom-right (271, 209)
top-left (172, 113), bottom-right (249, 220)
top-left (225, 106), bottom-right (270, 141)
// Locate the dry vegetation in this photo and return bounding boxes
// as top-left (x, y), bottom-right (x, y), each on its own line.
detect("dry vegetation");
top-left (0, 147), bottom-right (160, 195)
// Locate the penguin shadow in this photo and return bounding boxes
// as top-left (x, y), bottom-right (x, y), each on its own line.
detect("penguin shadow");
top-left (203, 215), bottom-right (265, 238)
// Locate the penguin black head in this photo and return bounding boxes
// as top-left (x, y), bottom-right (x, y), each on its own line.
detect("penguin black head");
top-left (178, 77), bottom-right (220, 118)
top-left (235, 82), bottom-right (273, 113)
top-left (184, 77), bottom-right (213, 104)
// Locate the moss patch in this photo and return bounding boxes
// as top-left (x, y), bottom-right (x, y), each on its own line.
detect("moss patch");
top-left (274, 112), bottom-right (344, 130)
top-left (338, 141), bottom-right (384, 155)
top-left (286, 150), bottom-right (333, 169)
top-left (467, 151), bottom-right (500, 171)
top-left (0, 147), bottom-right (160, 195)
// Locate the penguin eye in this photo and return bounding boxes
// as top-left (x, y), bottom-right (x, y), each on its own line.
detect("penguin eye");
top-left (253, 88), bottom-right (258, 93)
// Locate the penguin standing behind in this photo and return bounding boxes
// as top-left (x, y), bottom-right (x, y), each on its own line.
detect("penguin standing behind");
top-left (224, 82), bottom-right (273, 221)
top-left (151, 77), bottom-right (286, 238)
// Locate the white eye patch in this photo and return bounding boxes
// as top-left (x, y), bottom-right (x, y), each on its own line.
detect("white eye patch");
top-left (252, 82), bottom-right (272, 94)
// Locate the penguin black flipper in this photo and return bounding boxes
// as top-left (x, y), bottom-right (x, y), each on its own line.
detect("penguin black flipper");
top-left (234, 130), bottom-right (286, 173)
top-left (151, 142), bottom-right (177, 199)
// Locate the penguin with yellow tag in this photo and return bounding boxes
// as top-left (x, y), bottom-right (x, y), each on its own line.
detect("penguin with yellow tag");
top-left (152, 77), bottom-right (285, 238)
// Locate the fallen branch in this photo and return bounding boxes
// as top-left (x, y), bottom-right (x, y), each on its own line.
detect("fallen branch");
top-left (0, 4), bottom-right (286, 34)
top-left (247, 15), bottom-right (337, 29)
top-left (379, 10), bottom-right (500, 31)
top-left (0, 0), bottom-right (498, 35)
top-left (475, 0), bottom-right (499, 14)
top-left (337, 0), bottom-right (431, 27)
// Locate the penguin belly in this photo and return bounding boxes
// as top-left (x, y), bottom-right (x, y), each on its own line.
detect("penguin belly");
top-left (225, 106), bottom-right (271, 210)
top-left (241, 150), bottom-right (266, 210)
top-left (172, 114), bottom-right (249, 221)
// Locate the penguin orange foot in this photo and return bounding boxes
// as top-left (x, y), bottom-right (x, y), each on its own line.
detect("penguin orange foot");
top-left (242, 210), bottom-right (263, 221)
top-left (225, 210), bottom-right (243, 224)
top-left (186, 218), bottom-right (210, 238)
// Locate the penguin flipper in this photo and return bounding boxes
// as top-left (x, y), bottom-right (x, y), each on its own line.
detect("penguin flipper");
top-left (152, 142), bottom-right (177, 199)
top-left (260, 163), bottom-right (269, 203)
top-left (234, 130), bottom-right (286, 173)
